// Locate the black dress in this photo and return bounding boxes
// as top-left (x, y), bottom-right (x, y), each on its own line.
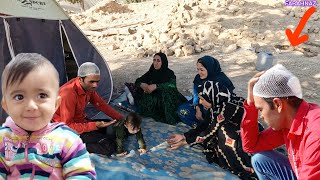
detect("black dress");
top-left (131, 52), bottom-right (187, 125)
top-left (184, 81), bottom-right (261, 180)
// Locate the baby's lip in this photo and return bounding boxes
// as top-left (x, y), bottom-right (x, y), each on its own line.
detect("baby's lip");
top-left (23, 116), bottom-right (40, 120)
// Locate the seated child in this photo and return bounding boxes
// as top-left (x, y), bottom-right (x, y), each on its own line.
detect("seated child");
top-left (113, 112), bottom-right (146, 156)
top-left (0, 53), bottom-right (96, 179)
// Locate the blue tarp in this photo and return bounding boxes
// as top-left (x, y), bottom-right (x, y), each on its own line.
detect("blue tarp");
top-left (90, 117), bottom-right (239, 180)
top-left (90, 94), bottom-right (240, 180)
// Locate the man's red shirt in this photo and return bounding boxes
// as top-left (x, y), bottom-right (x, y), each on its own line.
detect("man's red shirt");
top-left (53, 77), bottom-right (123, 134)
top-left (241, 100), bottom-right (320, 179)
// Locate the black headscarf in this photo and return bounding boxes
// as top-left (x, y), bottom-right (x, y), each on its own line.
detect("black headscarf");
top-left (143, 52), bottom-right (175, 84)
top-left (193, 56), bottom-right (235, 92)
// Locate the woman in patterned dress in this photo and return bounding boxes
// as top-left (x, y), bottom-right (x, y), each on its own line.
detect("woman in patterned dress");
top-left (177, 55), bottom-right (235, 127)
top-left (168, 80), bottom-right (262, 179)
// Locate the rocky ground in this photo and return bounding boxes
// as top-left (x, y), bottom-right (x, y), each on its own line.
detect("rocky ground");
top-left (60, 0), bottom-right (320, 104)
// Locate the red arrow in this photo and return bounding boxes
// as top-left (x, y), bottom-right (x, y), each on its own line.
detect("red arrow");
top-left (285, 6), bottom-right (316, 47)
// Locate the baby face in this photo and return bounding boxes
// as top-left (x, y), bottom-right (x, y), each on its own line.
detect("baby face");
top-left (124, 122), bottom-right (141, 134)
top-left (2, 67), bottom-right (60, 131)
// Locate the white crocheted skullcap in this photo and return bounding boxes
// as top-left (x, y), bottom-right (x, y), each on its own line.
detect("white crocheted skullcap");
top-left (253, 64), bottom-right (302, 99)
top-left (78, 62), bottom-right (100, 77)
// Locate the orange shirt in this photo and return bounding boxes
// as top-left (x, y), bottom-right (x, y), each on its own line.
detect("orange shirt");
top-left (53, 77), bottom-right (123, 134)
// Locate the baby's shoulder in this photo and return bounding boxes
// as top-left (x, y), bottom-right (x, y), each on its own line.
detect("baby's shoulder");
top-left (51, 125), bottom-right (80, 141)
top-left (0, 126), bottom-right (11, 132)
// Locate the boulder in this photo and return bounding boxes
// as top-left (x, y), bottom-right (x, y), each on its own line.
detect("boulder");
top-left (182, 45), bottom-right (195, 56)
top-left (175, 48), bottom-right (184, 57)
top-left (223, 44), bottom-right (238, 54)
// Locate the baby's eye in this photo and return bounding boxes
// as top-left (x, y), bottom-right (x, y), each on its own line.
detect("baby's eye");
top-left (14, 94), bottom-right (24, 101)
top-left (38, 93), bottom-right (48, 99)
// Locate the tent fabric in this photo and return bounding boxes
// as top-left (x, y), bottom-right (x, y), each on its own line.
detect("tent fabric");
top-left (58, 0), bottom-right (104, 13)
top-left (0, 20), bottom-right (11, 84)
top-left (0, 0), bottom-right (68, 20)
top-left (0, 1), bottom-right (113, 124)
top-left (62, 20), bottom-right (113, 101)
top-left (6, 18), bottom-right (67, 85)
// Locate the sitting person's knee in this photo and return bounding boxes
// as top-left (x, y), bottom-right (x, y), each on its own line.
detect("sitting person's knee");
top-left (251, 151), bottom-right (275, 169)
top-left (251, 152), bottom-right (264, 166)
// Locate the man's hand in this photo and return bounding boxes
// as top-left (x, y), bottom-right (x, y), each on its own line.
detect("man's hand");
top-left (195, 106), bottom-right (204, 120)
top-left (95, 119), bottom-right (117, 128)
top-left (138, 148), bottom-right (147, 154)
top-left (247, 71), bottom-right (265, 105)
top-left (166, 134), bottom-right (187, 150)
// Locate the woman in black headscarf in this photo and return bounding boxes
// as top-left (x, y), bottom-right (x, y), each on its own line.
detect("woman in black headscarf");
top-left (129, 52), bottom-right (187, 125)
top-left (168, 81), bottom-right (261, 180)
top-left (177, 55), bottom-right (234, 127)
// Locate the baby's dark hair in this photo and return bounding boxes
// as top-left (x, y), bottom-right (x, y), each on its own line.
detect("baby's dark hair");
top-left (1, 53), bottom-right (59, 94)
top-left (125, 112), bottom-right (142, 129)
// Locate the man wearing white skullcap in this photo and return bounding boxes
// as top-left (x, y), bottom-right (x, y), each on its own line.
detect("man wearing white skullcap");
top-left (78, 62), bottom-right (100, 77)
top-left (53, 62), bottom-right (124, 156)
top-left (241, 64), bottom-right (320, 180)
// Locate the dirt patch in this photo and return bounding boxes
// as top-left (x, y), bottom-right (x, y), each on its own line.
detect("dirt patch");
top-left (96, 1), bottom-right (133, 14)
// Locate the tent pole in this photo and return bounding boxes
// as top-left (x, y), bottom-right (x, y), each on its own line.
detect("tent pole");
top-left (3, 18), bottom-right (15, 58)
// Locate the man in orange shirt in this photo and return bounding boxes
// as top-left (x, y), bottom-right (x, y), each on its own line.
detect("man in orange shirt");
top-left (241, 64), bottom-right (320, 180)
top-left (53, 62), bottom-right (124, 156)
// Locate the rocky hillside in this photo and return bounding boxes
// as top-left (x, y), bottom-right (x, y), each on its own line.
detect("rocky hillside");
top-left (69, 0), bottom-right (320, 57)
top-left (60, 0), bottom-right (320, 103)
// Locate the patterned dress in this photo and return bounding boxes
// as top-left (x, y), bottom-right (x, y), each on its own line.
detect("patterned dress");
top-left (178, 55), bottom-right (235, 127)
top-left (184, 81), bottom-right (262, 180)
